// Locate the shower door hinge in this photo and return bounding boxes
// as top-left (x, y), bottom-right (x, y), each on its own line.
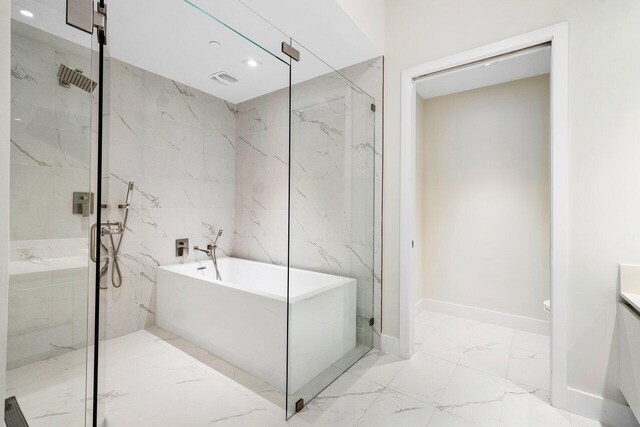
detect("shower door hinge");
top-left (369, 318), bottom-right (374, 326)
top-left (281, 42), bottom-right (300, 62)
top-left (371, 103), bottom-right (376, 112)
top-left (295, 399), bottom-right (304, 413)
top-left (94, 4), bottom-right (107, 44)
top-left (66, 0), bottom-right (106, 42)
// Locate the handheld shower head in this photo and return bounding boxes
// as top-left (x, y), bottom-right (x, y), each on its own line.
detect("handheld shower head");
top-left (118, 181), bottom-right (135, 209)
top-left (213, 229), bottom-right (223, 245)
top-left (125, 181), bottom-right (135, 205)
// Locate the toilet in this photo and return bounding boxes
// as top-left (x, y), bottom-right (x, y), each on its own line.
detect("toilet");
top-left (543, 300), bottom-right (551, 318)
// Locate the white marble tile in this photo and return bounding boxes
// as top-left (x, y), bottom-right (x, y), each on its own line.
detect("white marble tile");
top-left (469, 322), bottom-right (514, 347)
top-left (502, 383), bottom-right (572, 427)
top-left (458, 341), bottom-right (511, 378)
top-left (507, 345), bottom-right (551, 391)
top-left (428, 408), bottom-right (486, 427)
top-left (346, 349), bottom-right (406, 387)
top-left (512, 330), bottom-right (551, 356)
top-left (436, 365), bottom-right (506, 426)
top-left (416, 327), bottom-right (472, 364)
top-left (388, 352), bottom-right (456, 406)
top-left (415, 323), bottom-right (435, 346)
top-left (290, 372), bottom-right (383, 427)
top-left (437, 314), bottom-right (483, 335)
top-left (355, 389), bottom-right (435, 427)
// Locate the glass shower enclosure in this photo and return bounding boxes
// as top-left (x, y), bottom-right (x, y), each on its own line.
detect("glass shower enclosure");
top-left (4, 0), bottom-right (377, 424)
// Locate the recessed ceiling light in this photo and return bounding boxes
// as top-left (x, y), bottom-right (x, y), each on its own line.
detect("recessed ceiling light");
top-left (20, 9), bottom-right (34, 18)
top-left (209, 40), bottom-right (221, 48)
top-left (243, 58), bottom-right (261, 68)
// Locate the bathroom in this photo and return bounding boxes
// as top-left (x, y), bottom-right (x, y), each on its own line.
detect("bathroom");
top-left (1, 0), bottom-right (640, 426)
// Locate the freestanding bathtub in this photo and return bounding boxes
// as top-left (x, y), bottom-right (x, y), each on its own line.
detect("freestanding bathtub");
top-left (156, 257), bottom-right (356, 393)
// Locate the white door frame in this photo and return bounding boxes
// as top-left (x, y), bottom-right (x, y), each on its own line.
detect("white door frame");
top-left (399, 22), bottom-right (569, 409)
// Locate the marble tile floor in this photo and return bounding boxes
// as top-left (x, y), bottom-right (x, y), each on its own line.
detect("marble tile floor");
top-left (6, 311), bottom-right (605, 426)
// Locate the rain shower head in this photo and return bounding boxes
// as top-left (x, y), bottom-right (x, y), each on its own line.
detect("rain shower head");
top-left (57, 64), bottom-right (97, 93)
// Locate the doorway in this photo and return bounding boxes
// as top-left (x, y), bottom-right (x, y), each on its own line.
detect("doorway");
top-left (399, 23), bottom-right (569, 409)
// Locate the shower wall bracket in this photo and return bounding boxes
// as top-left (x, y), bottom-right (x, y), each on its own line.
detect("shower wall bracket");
top-left (66, 0), bottom-right (106, 35)
top-left (281, 41), bottom-right (300, 62)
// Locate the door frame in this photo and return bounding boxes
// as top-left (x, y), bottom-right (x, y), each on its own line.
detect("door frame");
top-left (398, 22), bottom-right (569, 409)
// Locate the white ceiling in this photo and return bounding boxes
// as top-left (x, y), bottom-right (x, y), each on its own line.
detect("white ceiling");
top-left (416, 45), bottom-right (551, 100)
top-left (11, 0), bottom-right (381, 104)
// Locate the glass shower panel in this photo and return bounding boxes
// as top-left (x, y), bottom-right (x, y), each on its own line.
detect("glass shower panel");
top-left (6, 1), bottom-right (96, 425)
top-left (96, 0), bottom-right (291, 423)
top-left (287, 39), bottom-right (376, 418)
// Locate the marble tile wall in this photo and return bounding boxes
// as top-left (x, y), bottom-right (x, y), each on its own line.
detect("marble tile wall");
top-left (101, 58), bottom-right (237, 339)
top-left (9, 21), bottom-right (383, 369)
top-left (8, 22), bottom-right (93, 368)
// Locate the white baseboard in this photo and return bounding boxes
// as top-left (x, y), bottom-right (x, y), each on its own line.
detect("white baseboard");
top-left (381, 334), bottom-right (400, 355)
top-left (416, 298), bottom-right (550, 335)
top-left (568, 387), bottom-right (639, 427)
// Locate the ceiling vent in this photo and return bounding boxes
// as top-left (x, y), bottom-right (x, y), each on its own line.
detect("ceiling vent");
top-left (210, 71), bottom-right (239, 85)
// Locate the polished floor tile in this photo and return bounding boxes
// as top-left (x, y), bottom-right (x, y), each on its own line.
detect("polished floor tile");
top-left (6, 311), bottom-right (607, 426)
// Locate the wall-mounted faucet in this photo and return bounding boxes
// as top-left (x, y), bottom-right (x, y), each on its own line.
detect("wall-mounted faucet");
top-left (194, 244), bottom-right (213, 256)
top-left (194, 229), bottom-right (223, 280)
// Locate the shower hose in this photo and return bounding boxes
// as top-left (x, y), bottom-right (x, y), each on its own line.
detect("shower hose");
top-left (99, 206), bottom-right (129, 289)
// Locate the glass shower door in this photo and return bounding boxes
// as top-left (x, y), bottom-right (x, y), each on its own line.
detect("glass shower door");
top-left (94, 0), bottom-right (293, 424)
top-left (287, 39), bottom-right (376, 418)
top-left (5, 2), bottom-right (97, 425)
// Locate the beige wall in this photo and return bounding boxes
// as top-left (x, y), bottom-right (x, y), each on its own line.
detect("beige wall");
top-left (419, 75), bottom-right (550, 321)
top-left (384, 0), bottom-right (640, 403)
top-left (0, 0), bottom-right (10, 405)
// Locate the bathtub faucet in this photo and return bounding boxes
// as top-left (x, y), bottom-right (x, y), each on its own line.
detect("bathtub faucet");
top-left (193, 245), bottom-right (213, 256)
top-left (194, 229), bottom-right (223, 281)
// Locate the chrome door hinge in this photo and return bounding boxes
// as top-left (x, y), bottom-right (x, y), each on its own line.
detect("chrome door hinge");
top-left (371, 103), bottom-right (376, 112)
top-left (369, 318), bottom-right (375, 326)
top-left (281, 41), bottom-right (300, 62)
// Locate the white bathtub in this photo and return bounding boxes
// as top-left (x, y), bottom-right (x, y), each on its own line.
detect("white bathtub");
top-left (156, 257), bottom-right (356, 393)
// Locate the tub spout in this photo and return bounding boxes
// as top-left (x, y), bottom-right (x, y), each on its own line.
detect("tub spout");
top-left (193, 245), bottom-right (212, 256)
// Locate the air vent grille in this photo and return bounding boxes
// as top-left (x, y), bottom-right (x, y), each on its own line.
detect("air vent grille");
top-left (210, 71), bottom-right (239, 85)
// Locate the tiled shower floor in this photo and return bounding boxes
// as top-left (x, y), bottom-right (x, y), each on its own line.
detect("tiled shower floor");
top-left (6, 312), bottom-right (604, 426)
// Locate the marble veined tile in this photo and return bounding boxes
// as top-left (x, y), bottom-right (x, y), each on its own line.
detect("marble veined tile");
top-left (435, 365), bottom-right (507, 426)
top-left (469, 322), bottom-right (514, 347)
top-left (347, 349), bottom-right (406, 387)
top-left (415, 310), bottom-right (449, 328)
top-left (355, 389), bottom-right (435, 427)
top-left (416, 327), bottom-right (472, 364)
top-left (458, 341), bottom-right (511, 378)
top-left (507, 345), bottom-right (551, 392)
top-left (512, 330), bottom-right (550, 356)
top-left (289, 372), bottom-right (383, 427)
top-left (388, 352), bottom-right (456, 406)
top-left (502, 383), bottom-right (570, 427)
